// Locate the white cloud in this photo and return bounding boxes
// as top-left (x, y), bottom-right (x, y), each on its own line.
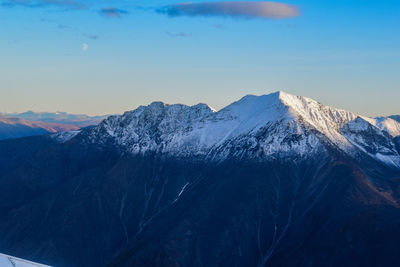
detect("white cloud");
top-left (159, 1), bottom-right (300, 19)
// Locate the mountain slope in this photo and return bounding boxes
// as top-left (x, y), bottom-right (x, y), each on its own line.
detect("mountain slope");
top-left (0, 91), bottom-right (399, 267)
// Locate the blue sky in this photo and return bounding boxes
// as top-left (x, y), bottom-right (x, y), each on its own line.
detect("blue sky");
top-left (1, 0), bottom-right (399, 116)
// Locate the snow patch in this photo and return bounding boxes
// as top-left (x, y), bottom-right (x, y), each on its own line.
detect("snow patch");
top-left (0, 253), bottom-right (51, 267)
top-left (51, 130), bottom-right (80, 143)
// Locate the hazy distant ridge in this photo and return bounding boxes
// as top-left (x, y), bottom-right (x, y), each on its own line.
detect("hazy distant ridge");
top-left (0, 112), bottom-right (108, 140)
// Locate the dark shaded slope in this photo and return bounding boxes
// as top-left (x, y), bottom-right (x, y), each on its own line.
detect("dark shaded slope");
top-left (0, 133), bottom-right (400, 267)
top-left (394, 136), bottom-right (400, 154)
top-left (0, 121), bottom-right (49, 140)
top-left (0, 137), bottom-right (205, 266)
top-left (108, 158), bottom-right (400, 267)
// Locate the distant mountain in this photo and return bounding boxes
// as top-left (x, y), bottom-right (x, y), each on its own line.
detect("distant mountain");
top-left (3, 111), bottom-right (107, 128)
top-left (0, 112), bottom-right (108, 140)
top-left (0, 92), bottom-right (399, 267)
top-left (0, 114), bottom-right (80, 140)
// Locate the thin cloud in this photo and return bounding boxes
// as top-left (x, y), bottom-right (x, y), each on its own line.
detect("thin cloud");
top-left (7, 0), bottom-right (30, 5)
top-left (5, 0), bottom-right (86, 9)
top-left (158, 1), bottom-right (300, 19)
top-left (100, 7), bottom-right (128, 18)
top-left (43, 0), bottom-right (85, 9)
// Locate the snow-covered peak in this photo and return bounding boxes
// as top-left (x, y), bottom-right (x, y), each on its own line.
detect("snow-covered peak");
top-left (374, 117), bottom-right (400, 137)
top-left (212, 91), bottom-right (359, 150)
top-left (220, 91), bottom-right (358, 131)
top-left (278, 91), bottom-right (358, 132)
top-left (212, 92), bottom-right (290, 134)
top-left (218, 92), bottom-right (285, 117)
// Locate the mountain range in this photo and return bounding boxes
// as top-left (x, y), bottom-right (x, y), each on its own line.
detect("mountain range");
top-left (0, 92), bottom-right (399, 267)
top-left (0, 112), bottom-right (107, 140)
top-left (3, 111), bottom-right (107, 127)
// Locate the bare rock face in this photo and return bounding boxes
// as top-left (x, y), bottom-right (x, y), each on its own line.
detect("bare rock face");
top-left (0, 92), bottom-right (399, 267)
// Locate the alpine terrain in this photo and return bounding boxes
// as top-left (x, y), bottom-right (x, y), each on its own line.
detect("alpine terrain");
top-left (0, 91), bottom-right (399, 267)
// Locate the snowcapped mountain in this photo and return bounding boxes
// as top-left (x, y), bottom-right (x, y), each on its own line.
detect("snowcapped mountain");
top-left (1, 91), bottom-right (400, 267)
top-left (61, 91), bottom-right (400, 168)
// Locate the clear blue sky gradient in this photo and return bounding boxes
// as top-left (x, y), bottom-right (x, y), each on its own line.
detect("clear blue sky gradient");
top-left (1, 0), bottom-right (399, 116)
